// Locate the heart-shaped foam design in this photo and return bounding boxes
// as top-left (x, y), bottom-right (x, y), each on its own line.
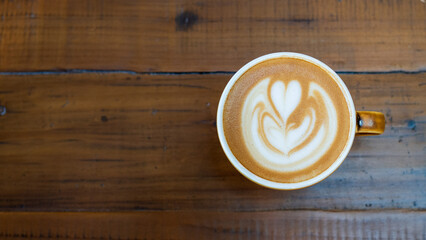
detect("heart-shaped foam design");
top-left (241, 78), bottom-right (338, 171)
top-left (266, 80), bottom-right (316, 154)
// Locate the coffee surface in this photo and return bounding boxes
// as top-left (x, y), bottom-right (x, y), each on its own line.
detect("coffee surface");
top-left (222, 57), bottom-right (351, 183)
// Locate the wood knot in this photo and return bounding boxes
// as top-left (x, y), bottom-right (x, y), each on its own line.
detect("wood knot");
top-left (175, 11), bottom-right (198, 31)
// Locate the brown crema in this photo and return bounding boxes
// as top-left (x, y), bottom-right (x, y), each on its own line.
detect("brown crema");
top-left (222, 57), bottom-right (351, 183)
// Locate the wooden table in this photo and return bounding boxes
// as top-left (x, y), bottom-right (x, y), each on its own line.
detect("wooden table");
top-left (0, 0), bottom-right (425, 239)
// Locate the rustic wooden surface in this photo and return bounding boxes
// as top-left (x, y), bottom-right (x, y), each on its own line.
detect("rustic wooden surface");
top-left (0, 0), bottom-right (425, 72)
top-left (0, 73), bottom-right (425, 211)
top-left (1, 211), bottom-right (425, 239)
top-left (0, 0), bottom-right (425, 239)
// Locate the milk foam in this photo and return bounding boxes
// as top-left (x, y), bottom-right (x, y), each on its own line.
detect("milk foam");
top-left (241, 78), bottom-right (338, 172)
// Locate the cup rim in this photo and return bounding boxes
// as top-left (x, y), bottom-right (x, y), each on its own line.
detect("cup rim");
top-left (216, 52), bottom-right (356, 190)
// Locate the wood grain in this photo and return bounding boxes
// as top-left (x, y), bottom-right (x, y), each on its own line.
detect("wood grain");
top-left (0, 73), bottom-right (424, 211)
top-left (0, 211), bottom-right (425, 240)
top-left (0, 0), bottom-right (425, 72)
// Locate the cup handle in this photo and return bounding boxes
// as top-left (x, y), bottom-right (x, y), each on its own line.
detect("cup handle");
top-left (356, 111), bottom-right (385, 136)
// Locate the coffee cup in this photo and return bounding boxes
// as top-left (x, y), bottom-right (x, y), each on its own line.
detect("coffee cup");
top-left (217, 52), bottom-right (385, 190)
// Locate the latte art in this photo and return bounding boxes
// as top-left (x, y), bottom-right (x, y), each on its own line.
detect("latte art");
top-left (221, 56), bottom-right (352, 183)
top-left (242, 78), bottom-right (337, 172)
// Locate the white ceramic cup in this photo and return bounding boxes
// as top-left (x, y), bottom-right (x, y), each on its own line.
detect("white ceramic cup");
top-left (216, 52), bottom-right (357, 190)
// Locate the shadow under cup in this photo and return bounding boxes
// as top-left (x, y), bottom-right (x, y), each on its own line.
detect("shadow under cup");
top-left (216, 52), bottom-right (359, 190)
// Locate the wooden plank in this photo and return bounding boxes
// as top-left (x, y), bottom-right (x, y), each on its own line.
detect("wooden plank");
top-left (0, 0), bottom-right (425, 72)
top-left (0, 73), bottom-right (424, 211)
top-left (0, 211), bottom-right (424, 239)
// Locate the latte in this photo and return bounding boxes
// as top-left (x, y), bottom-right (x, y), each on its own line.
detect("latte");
top-left (221, 57), bottom-right (352, 183)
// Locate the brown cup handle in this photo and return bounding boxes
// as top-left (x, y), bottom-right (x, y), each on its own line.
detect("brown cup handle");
top-left (356, 111), bottom-right (385, 136)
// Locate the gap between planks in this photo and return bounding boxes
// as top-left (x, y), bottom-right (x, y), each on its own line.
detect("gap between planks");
top-left (0, 69), bottom-right (425, 76)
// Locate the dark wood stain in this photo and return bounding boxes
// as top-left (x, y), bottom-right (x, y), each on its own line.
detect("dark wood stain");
top-left (0, 106), bottom-right (6, 116)
top-left (175, 10), bottom-right (199, 31)
top-left (101, 115), bottom-right (108, 122)
top-left (406, 119), bottom-right (416, 131)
